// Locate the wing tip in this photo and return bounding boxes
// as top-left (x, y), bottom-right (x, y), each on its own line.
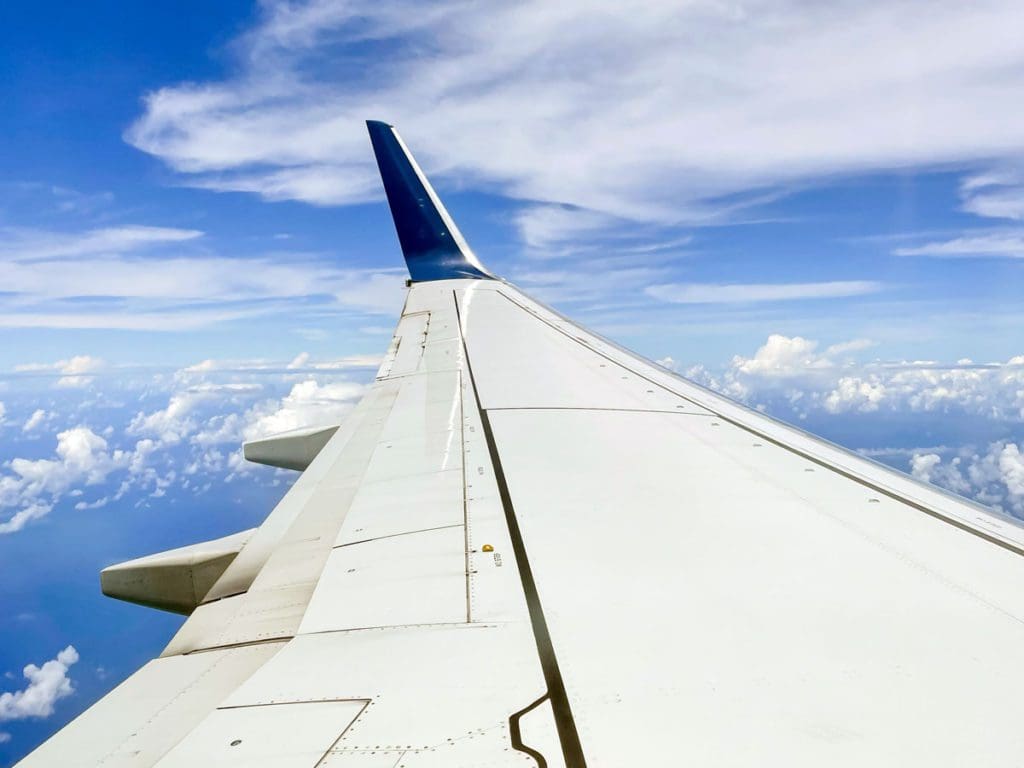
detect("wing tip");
top-left (366, 119), bottom-right (495, 283)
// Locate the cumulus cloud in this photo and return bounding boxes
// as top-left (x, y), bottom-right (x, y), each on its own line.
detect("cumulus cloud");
top-left (126, 0), bottom-right (1024, 228)
top-left (126, 357), bottom-right (368, 483)
top-left (732, 335), bottom-right (835, 377)
top-left (241, 379), bottom-right (364, 439)
top-left (128, 383), bottom-right (261, 444)
top-left (16, 356), bottom-right (105, 387)
top-left (0, 350), bottom-right (379, 532)
top-left (685, 334), bottom-right (1024, 419)
top-left (911, 442), bottom-right (1024, 515)
top-left (0, 646), bottom-right (79, 722)
top-left (128, 389), bottom-right (215, 444)
top-left (0, 427), bottom-right (134, 533)
top-left (192, 379), bottom-right (364, 448)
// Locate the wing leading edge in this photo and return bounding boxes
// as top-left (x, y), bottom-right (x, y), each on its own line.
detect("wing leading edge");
top-left (16, 123), bottom-right (1024, 768)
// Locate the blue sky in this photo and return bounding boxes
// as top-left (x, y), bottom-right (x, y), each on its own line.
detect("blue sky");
top-left (2, 1), bottom-right (1024, 763)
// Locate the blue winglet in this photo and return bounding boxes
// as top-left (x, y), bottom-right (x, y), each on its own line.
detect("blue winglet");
top-left (367, 120), bottom-right (494, 282)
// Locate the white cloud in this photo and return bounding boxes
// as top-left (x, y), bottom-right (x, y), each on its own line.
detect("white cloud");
top-left (514, 262), bottom-right (670, 306)
top-left (179, 353), bottom-right (381, 375)
top-left (128, 390), bottom-right (209, 444)
top-left (0, 355), bottom-right (377, 532)
top-left (0, 223), bottom-right (409, 330)
top-left (646, 281), bottom-right (882, 304)
top-left (893, 232), bottom-right (1024, 258)
top-left (685, 334), bottom-right (1024, 419)
top-left (241, 379), bottom-right (364, 440)
top-left (126, 0), bottom-right (1024, 226)
top-left (824, 376), bottom-right (887, 413)
top-left (192, 379), bottom-right (365, 447)
top-left (56, 356), bottom-right (103, 388)
top-left (0, 427), bottom-right (134, 533)
top-left (515, 206), bottom-right (624, 254)
top-left (0, 504), bottom-right (53, 535)
top-left (824, 338), bottom-right (877, 356)
top-left (125, 360), bottom-right (367, 486)
top-left (911, 442), bottom-right (1024, 515)
top-left (733, 335), bottom-right (834, 377)
top-left (22, 409), bottom-right (48, 432)
top-left (960, 169), bottom-right (1024, 221)
top-left (333, 271), bottom-right (408, 316)
top-left (0, 646), bottom-right (79, 721)
top-left (16, 356), bottom-right (104, 387)
top-left (0, 226), bottom-right (201, 261)
top-left (0, 402), bottom-right (5, 426)
top-left (128, 383), bottom-right (259, 444)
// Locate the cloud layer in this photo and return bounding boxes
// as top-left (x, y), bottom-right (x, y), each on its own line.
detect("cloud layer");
top-left (0, 427), bottom-right (135, 534)
top-left (127, 0), bottom-right (1024, 233)
top-left (687, 333), bottom-right (1024, 419)
top-left (0, 351), bottom-right (376, 534)
top-left (0, 224), bottom-right (407, 330)
top-left (911, 442), bottom-right (1024, 516)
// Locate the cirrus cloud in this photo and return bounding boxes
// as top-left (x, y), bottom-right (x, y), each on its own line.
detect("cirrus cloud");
top-left (646, 280), bottom-right (882, 304)
top-left (126, 0), bottom-right (1024, 229)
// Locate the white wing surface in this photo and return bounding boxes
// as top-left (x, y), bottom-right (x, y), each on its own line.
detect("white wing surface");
top-left (18, 123), bottom-right (1024, 767)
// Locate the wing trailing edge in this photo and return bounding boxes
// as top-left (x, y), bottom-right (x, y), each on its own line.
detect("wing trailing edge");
top-left (366, 120), bottom-right (494, 282)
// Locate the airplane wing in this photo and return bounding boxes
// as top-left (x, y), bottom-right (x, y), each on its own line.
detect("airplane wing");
top-left (18, 121), bottom-right (1024, 767)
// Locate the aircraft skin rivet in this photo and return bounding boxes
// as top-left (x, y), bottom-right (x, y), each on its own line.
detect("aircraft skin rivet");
top-left (482, 544), bottom-right (494, 552)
